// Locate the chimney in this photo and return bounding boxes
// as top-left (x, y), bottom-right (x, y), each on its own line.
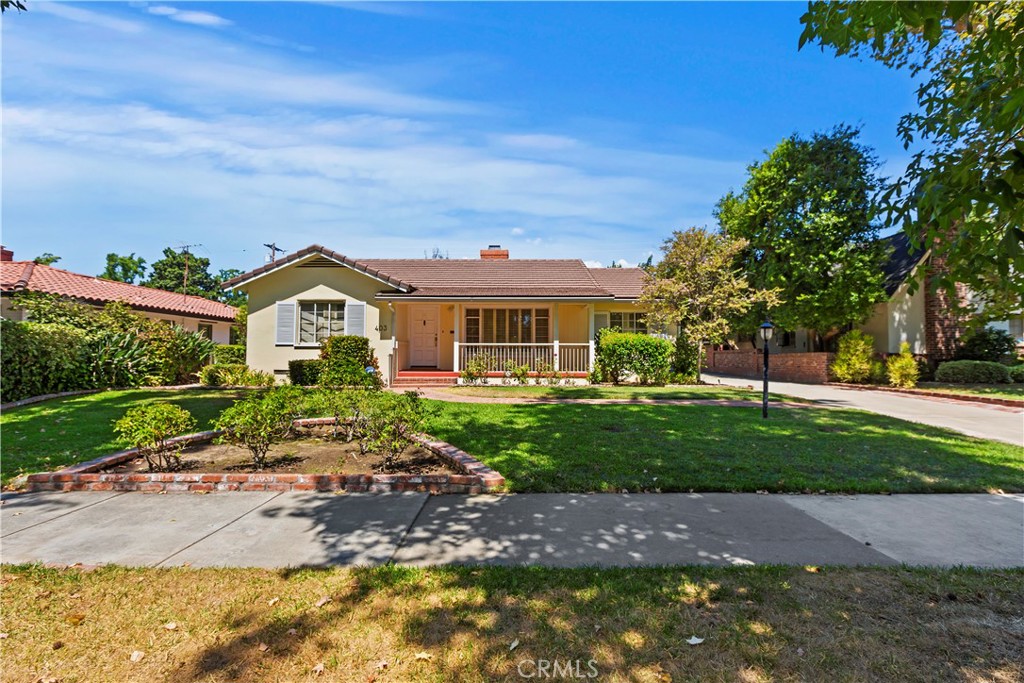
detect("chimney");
top-left (480, 244), bottom-right (509, 260)
top-left (1, 246), bottom-right (12, 262)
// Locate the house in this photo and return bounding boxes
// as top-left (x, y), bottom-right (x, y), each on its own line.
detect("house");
top-left (0, 248), bottom-right (237, 342)
top-left (222, 244), bottom-right (649, 384)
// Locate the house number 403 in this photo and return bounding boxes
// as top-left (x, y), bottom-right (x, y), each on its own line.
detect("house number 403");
top-left (375, 324), bottom-right (389, 333)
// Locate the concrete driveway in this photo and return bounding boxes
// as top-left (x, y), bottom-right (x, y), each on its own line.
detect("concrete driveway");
top-left (706, 373), bottom-right (1024, 446)
top-left (3, 491), bottom-right (1021, 569)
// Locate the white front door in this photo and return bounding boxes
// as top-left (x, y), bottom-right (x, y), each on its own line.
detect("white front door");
top-left (410, 305), bottom-right (439, 367)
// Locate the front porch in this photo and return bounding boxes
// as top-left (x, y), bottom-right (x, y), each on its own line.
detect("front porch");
top-left (392, 301), bottom-right (605, 378)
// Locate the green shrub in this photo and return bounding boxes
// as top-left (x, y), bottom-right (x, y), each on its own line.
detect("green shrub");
top-left (0, 320), bottom-right (92, 402)
top-left (200, 364), bottom-right (273, 387)
top-left (596, 332), bottom-right (673, 385)
top-left (536, 361), bottom-right (562, 386)
top-left (460, 353), bottom-right (494, 385)
top-left (830, 330), bottom-right (875, 383)
top-left (934, 360), bottom-right (1011, 384)
top-left (88, 330), bottom-right (155, 389)
top-left (288, 359), bottom-right (324, 386)
top-left (145, 324), bottom-right (218, 385)
top-left (308, 388), bottom-right (378, 444)
top-left (504, 360), bottom-right (532, 385)
top-left (886, 343), bottom-right (919, 388)
top-left (868, 359), bottom-right (888, 385)
top-left (215, 386), bottom-right (308, 469)
top-left (213, 344), bottom-right (246, 365)
top-left (672, 335), bottom-right (700, 377)
top-left (113, 403), bottom-right (197, 472)
top-left (955, 326), bottom-right (1017, 362)
top-left (362, 391), bottom-right (433, 472)
top-left (319, 336), bottom-right (382, 389)
top-left (1009, 365), bottom-right (1024, 383)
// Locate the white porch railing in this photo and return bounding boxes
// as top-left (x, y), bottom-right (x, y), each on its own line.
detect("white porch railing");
top-left (458, 343), bottom-right (590, 374)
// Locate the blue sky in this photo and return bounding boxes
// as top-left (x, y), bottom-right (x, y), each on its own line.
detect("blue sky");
top-left (2, 1), bottom-right (917, 275)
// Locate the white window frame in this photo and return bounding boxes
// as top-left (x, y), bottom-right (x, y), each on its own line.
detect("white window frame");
top-left (609, 311), bottom-right (647, 334)
top-left (297, 301), bottom-right (346, 347)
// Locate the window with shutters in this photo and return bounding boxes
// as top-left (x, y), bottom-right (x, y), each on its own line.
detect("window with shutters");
top-left (298, 302), bottom-right (345, 345)
top-left (464, 308), bottom-right (549, 343)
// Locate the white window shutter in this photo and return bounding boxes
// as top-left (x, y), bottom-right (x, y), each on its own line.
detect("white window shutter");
top-left (345, 302), bottom-right (366, 337)
top-left (275, 302), bottom-right (296, 346)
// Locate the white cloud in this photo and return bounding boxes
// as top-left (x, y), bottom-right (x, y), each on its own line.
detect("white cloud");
top-left (2, 4), bottom-right (748, 273)
top-left (148, 5), bottom-right (233, 28)
top-left (583, 260), bottom-right (605, 268)
top-left (34, 2), bottom-right (144, 34)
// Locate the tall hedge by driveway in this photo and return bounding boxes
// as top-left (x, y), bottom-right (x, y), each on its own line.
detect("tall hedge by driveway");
top-left (0, 320), bottom-right (92, 402)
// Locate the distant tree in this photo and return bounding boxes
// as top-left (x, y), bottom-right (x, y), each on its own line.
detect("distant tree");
top-left (799, 1), bottom-right (1024, 320)
top-left (716, 126), bottom-right (888, 349)
top-left (33, 253), bottom-right (60, 266)
top-left (1, 1), bottom-right (27, 13)
top-left (425, 247), bottom-right (449, 259)
top-left (216, 269), bottom-right (248, 307)
top-left (609, 261), bottom-right (623, 269)
top-left (231, 303), bottom-right (248, 345)
top-left (100, 253), bottom-right (147, 284)
top-left (144, 247), bottom-right (218, 298)
top-left (640, 227), bottom-right (780, 383)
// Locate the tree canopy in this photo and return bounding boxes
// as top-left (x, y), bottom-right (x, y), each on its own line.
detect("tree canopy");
top-left (144, 248), bottom-right (219, 299)
top-left (100, 253), bottom-right (147, 284)
top-left (33, 253), bottom-right (61, 266)
top-left (716, 125), bottom-right (889, 347)
top-left (640, 227), bottom-right (779, 382)
top-left (799, 1), bottom-right (1024, 319)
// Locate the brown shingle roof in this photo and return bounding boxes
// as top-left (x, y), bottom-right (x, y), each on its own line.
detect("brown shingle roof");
top-left (223, 244), bottom-right (646, 300)
top-left (588, 267), bottom-right (648, 300)
top-left (1, 261), bottom-right (237, 321)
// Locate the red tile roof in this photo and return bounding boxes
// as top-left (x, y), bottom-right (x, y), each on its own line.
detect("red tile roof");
top-left (1, 261), bottom-right (237, 321)
top-left (224, 245), bottom-right (648, 300)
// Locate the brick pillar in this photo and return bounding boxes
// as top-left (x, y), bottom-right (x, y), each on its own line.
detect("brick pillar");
top-left (923, 255), bottom-right (968, 363)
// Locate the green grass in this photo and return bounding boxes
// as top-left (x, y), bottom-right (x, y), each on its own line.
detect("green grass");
top-left (0, 389), bottom-right (246, 485)
top-left (916, 383), bottom-right (1024, 400)
top-left (424, 401), bottom-right (1024, 494)
top-left (442, 383), bottom-right (797, 401)
top-left (2, 564), bottom-right (1021, 683)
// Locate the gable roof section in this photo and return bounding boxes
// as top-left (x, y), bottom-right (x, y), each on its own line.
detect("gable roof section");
top-left (880, 231), bottom-right (928, 297)
top-left (588, 267), bottom-right (648, 300)
top-left (220, 245), bottom-right (413, 292)
top-left (223, 244), bottom-right (648, 299)
top-left (1, 261), bottom-right (237, 321)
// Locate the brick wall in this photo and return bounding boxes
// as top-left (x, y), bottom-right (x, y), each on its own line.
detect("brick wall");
top-left (705, 349), bottom-right (834, 384)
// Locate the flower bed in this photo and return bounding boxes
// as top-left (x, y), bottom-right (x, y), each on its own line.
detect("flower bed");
top-left (25, 417), bottom-right (505, 494)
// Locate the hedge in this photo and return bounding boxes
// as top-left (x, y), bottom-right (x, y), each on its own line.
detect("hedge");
top-left (934, 360), bottom-right (1011, 384)
top-left (213, 344), bottom-right (246, 365)
top-left (1009, 365), bottom-right (1024, 383)
top-left (289, 359), bottom-right (324, 386)
top-left (0, 320), bottom-right (92, 402)
top-left (595, 331), bottom-right (673, 385)
top-left (319, 336), bottom-right (382, 388)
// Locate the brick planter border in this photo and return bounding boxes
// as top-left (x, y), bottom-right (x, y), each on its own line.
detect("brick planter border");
top-left (26, 418), bottom-right (505, 494)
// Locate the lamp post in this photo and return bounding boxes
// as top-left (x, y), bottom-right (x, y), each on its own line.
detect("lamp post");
top-left (759, 320), bottom-right (775, 419)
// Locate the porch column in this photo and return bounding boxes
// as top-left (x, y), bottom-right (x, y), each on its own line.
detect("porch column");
top-left (552, 303), bottom-right (560, 371)
top-left (587, 303), bottom-right (595, 373)
top-left (453, 303), bottom-right (461, 373)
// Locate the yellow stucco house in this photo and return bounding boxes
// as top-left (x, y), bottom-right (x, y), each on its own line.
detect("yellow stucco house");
top-left (223, 244), bottom-right (648, 385)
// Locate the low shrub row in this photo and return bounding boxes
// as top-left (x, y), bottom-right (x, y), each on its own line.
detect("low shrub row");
top-left (199, 364), bottom-right (274, 387)
top-left (934, 360), bottom-right (1012, 384)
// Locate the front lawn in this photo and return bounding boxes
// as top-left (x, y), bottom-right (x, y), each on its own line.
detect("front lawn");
top-left (916, 383), bottom-right (1024, 401)
top-left (0, 389), bottom-right (247, 486)
top-left (424, 402), bottom-right (1024, 493)
top-left (1, 564), bottom-right (1020, 683)
top-left (442, 384), bottom-right (796, 401)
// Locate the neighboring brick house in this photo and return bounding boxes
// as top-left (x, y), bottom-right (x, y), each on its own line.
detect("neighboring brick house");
top-left (221, 243), bottom-right (651, 384)
top-left (0, 248), bottom-right (237, 343)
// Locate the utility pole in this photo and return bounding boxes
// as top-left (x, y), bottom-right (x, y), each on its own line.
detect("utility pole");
top-left (264, 243), bottom-right (286, 263)
top-left (178, 244), bottom-right (202, 295)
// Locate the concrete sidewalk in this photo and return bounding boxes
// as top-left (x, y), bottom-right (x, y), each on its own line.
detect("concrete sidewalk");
top-left (706, 373), bottom-right (1024, 446)
top-left (2, 491), bottom-right (1021, 569)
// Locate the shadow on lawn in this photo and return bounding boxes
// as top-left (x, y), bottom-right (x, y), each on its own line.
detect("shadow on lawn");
top-left (423, 402), bottom-right (1023, 494)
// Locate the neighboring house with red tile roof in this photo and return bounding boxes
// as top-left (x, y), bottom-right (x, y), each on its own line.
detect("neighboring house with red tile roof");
top-left (222, 244), bottom-right (652, 383)
top-left (1, 249), bottom-right (237, 344)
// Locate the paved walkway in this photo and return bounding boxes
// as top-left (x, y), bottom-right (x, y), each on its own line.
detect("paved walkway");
top-left (3, 491), bottom-right (1021, 569)
top-left (706, 373), bottom-right (1024, 446)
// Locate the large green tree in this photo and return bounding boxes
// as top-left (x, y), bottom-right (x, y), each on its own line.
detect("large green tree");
top-left (716, 126), bottom-right (889, 348)
top-left (144, 248), bottom-right (218, 298)
top-left (100, 252), bottom-right (147, 284)
top-left (215, 268), bottom-right (247, 307)
top-left (799, 1), bottom-right (1024, 319)
top-left (640, 227), bottom-right (780, 383)
top-left (33, 253), bottom-right (60, 266)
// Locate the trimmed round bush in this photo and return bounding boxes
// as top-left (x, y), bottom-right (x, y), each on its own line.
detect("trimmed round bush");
top-left (595, 331), bottom-right (673, 385)
top-left (934, 360), bottom-right (1011, 384)
top-left (830, 330), bottom-right (875, 383)
top-left (1009, 365), bottom-right (1024, 384)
